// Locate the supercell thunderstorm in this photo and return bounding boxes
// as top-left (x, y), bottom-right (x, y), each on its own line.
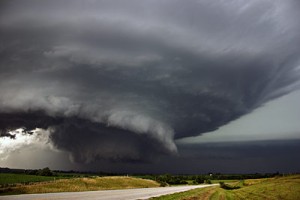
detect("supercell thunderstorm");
top-left (0, 0), bottom-right (300, 163)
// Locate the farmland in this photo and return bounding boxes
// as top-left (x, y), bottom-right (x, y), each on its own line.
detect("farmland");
top-left (0, 175), bottom-right (159, 195)
top-left (1, 168), bottom-right (299, 199)
top-left (0, 173), bottom-right (60, 185)
top-left (151, 175), bottom-right (300, 200)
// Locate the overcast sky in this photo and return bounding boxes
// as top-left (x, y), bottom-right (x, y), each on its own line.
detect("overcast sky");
top-left (0, 0), bottom-right (300, 173)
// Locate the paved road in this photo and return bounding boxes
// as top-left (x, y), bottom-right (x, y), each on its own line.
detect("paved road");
top-left (0, 184), bottom-right (218, 200)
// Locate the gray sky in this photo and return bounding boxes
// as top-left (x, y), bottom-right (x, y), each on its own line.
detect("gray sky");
top-left (0, 0), bottom-right (300, 173)
top-left (178, 90), bottom-right (300, 143)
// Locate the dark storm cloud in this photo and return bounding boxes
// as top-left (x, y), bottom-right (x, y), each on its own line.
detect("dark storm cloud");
top-left (1, 0), bottom-right (300, 163)
top-left (172, 140), bottom-right (300, 174)
top-left (50, 118), bottom-right (174, 163)
top-left (51, 140), bottom-right (300, 174)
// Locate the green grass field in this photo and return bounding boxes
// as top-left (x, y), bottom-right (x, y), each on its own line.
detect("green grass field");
top-left (151, 175), bottom-right (300, 200)
top-left (0, 173), bottom-right (60, 185)
top-left (0, 176), bottom-right (160, 195)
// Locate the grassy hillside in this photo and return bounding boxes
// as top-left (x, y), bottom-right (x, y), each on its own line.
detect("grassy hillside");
top-left (0, 176), bottom-right (160, 195)
top-left (152, 175), bottom-right (300, 200)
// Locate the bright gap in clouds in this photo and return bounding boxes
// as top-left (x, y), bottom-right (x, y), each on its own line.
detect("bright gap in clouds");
top-left (177, 90), bottom-right (300, 144)
top-left (0, 128), bottom-right (54, 160)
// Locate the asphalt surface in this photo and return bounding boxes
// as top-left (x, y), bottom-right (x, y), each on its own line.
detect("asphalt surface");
top-left (0, 184), bottom-right (218, 200)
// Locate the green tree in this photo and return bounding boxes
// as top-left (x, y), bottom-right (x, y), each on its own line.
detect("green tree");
top-left (37, 167), bottom-right (53, 176)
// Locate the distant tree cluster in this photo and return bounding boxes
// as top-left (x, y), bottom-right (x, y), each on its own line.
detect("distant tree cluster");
top-left (0, 167), bottom-right (291, 181)
top-left (155, 174), bottom-right (188, 186)
top-left (138, 172), bottom-right (286, 186)
top-left (25, 167), bottom-right (53, 176)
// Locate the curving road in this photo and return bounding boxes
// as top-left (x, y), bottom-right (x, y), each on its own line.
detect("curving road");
top-left (0, 184), bottom-right (218, 200)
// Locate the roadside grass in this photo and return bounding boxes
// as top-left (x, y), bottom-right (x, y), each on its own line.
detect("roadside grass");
top-left (150, 186), bottom-right (218, 200)
top-left (0, 176), bottom-right (159, 195)
top-left (152, 175), bottom-right (300, 200)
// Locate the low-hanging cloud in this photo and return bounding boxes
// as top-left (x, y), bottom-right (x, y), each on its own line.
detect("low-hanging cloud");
top-left (0, 0), bottom-right (300, 163)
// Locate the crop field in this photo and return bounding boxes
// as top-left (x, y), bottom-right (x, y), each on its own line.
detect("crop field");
top-left (0, 176), bottom-right (159, 195)
top-left (0, 173), bottom-right (60, 185)
top-left (152, 175), bottom-right (300, 200)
